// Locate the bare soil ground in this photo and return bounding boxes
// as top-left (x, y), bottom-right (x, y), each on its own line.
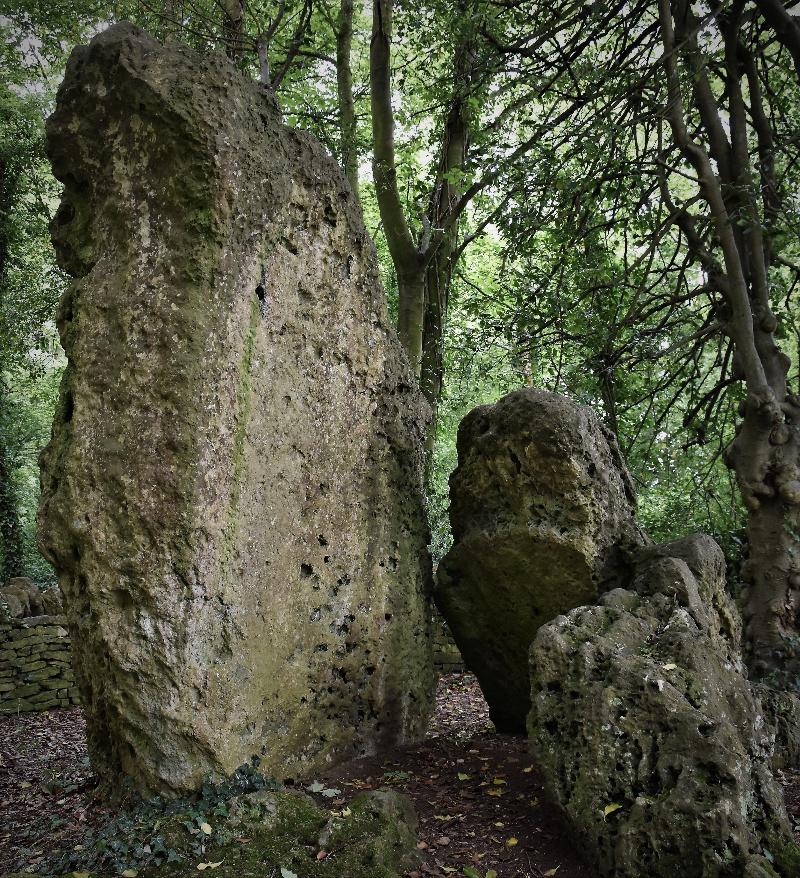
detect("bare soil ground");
top-left (1, 674), bottom-right (800, 877)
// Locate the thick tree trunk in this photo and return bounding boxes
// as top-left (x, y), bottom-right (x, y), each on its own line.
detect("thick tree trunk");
top-left (658, 0), bottom-right (800, 681)
top-left (743, 497), bottom-right (800, 680)
top-left (728, 333), bottom-right (800, 682)
top-left (397, 268), bottom-right (426, 374)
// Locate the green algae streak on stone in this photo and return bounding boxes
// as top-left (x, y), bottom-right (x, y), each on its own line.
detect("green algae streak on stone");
top-left (38, 23), bottom-right (434, 796)
top-left (529, 534), bottom-right (800, 878)
top-left (434, 389), bottom-right (646, 732)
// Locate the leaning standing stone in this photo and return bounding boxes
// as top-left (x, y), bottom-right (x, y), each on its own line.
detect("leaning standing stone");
top-left (435, 389), bottom-right (645, 731)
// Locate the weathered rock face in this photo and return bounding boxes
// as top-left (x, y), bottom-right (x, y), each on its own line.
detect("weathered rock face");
top-left (756, 686), bottom-right (800, 770)
top-left (38, 23), bottom-right (434, 795)
top-left (434, 389), bottom-right (645, 731)
top-left (529, 534), bottom-right (800, 878)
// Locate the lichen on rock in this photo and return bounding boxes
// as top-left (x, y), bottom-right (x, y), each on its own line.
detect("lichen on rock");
top-left (38, 22), bottom-right (434, 796)
top-left (435, 388), bottom-right (646, 731)
top-left (528, 534), bottom-right (799, 877)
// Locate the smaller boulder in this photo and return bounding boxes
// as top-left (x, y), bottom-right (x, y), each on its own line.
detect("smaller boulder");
top-left (529, 534), bottom-right (799, 878)
top-left (39, 585), bottom-right (64, 616)
top-left (435, 389), bottom-right (646, 731)
top-left (0, 577), bottom-right (44, 619)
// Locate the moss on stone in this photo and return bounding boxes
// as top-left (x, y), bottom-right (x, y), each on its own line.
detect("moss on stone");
top-left (24, 787), bottom-right (419, 878)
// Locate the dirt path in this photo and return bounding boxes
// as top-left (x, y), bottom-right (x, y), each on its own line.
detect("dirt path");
top-left (2, 674), bottom-right (800, 877)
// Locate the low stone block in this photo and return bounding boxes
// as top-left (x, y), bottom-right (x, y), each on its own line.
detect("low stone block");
top-left (529, 534), bottom-right (799, 878)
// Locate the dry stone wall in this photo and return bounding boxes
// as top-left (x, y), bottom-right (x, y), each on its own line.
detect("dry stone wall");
top-left (0, 615), bottom-right (80, 713)
top-left (39, 23), bottom-right (434, 796)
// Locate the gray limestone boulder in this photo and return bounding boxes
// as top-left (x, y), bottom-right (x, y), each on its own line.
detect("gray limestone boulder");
top-left (38, 23), bottom-right (434, 796)
top-left (528, 534), bottom-right (800, 878)
top-left (0, 577), bottom-right (44, 619)
top-left (435, 389), bottom-right (646, 731)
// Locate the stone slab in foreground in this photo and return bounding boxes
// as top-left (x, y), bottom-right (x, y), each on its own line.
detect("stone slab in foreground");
top-left (529, 534), bottom-right (800, 877)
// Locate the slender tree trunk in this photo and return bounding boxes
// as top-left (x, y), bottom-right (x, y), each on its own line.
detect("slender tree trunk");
top-left (223, 0), bottom-right (245, 62)
top-left (419, 35), bottom-right (473, 469)
top-left (0, 151), bottom-right (25, 583)
top-left (337, 0), bottom-right (360, 203)
top-left (370, 0), bottom-right (426, 374)
top-left (0, 248), bottom-right (23, 584)
top-left (0, 432), bottom-right (23, 583)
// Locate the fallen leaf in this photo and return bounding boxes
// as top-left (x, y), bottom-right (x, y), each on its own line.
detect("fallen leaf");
top-left (280, 870), bottom-right (298, 878)
top-left (307, 781), bottom-right (325, 793)
top-left (492, 778), bottom-right (507, 785)
top-left (435, 835), bottom-right (451, 846)
top-left (523, 766), bottom-right (533, 774)
top-left (603, 803), bottom-right (623, 819)
top-left (417, 841), bottom-right (429, 850)
top-left (463, 869), bottom-right (481, 878)
top-left (457, 772), bottom-right (472, 781)
top-left (200, 822), bottom-right (212, 835)
top-left (196, 863), bottom-right (223, 871)
top-left (121, 871), bottom-right (138, 877)
top-left (486, 872), bottom-right (498, 878)
top-left (543, 868), bottom-right (561, 877)
top-left (662, 663), bottom-right (677, 671)
top-left (316, 851), bottom-right (328, 861)
top-left (506, 837), bottom-right (518, 847)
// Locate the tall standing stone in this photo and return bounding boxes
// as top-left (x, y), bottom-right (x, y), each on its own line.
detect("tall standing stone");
top-left (435, 389), bottom-right (646, 731)
top-left (38, 23), bottom-right (434, 795)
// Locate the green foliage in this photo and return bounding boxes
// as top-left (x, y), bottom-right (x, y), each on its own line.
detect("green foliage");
top-left (1, 0), bottom-right (789, 586)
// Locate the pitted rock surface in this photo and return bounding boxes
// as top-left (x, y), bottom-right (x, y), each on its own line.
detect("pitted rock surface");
top-left (434, 389), bottom-right (645, 731)
top-left (528, 534), bottom-right (799, 878)
top-left (38, 23), bottom-right (434, 795)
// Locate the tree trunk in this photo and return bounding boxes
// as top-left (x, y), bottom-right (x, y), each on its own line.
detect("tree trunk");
top-left (728, 333), bottom-right (800, 683)
top-left (370, 0), bottom-right (426, 374)
top-left (337, 0), bottom-right (360, 203)
top-left (0, 394), bottom-right (24, 582)
top-left (659, 0), bottom-right (800, 682)
top-left (223, 0), bottom-right (245, 62)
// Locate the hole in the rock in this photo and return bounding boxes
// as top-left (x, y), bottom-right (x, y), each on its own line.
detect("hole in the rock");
top-left (54, 201), bottom-right (75, 226)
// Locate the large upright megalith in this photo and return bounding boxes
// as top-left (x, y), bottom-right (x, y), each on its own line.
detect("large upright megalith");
top-left (435, 390), bottom-right (646, 731)
top-left (38, 23), bottom-right (434, 795)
